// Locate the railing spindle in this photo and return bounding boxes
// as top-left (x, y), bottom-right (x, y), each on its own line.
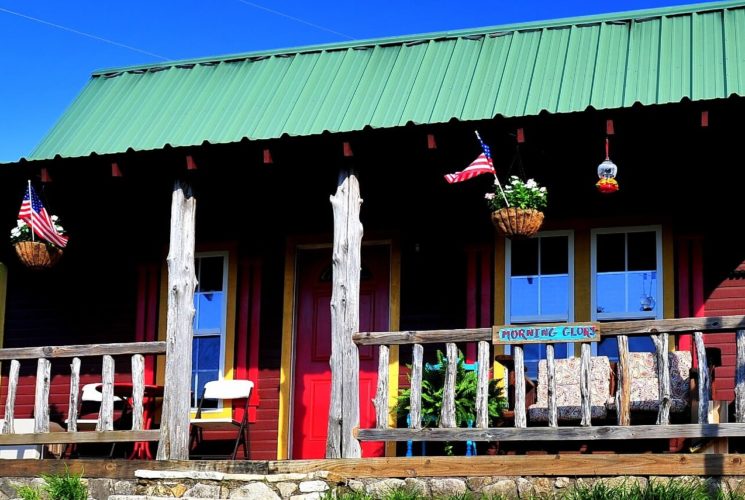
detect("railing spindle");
top-left (410, 344), bottom-right (423, 429)
top-left (653, 333), bottom-right (671, 425)
top-left (98, 355), bottom-right (115, 431)
top-left (546, 344), bottom-right (557, 428)
top-left (34, 358), bottom-right (51, 433)
top-left (580, 343), bottom-right (592, 427)
top-left (513, 345), bottom-right (526, 428)
top-left (373, 346), bottom-right (390, 429)
top-left (737, 329), bottom-right (745, 423)
top-left (67, 358), bottom-right (81, 432)
top-left (441, 343), bottom-right (457, 428)
top-left (3, 360), bottom-right (20, 434)
top-left (131, 354), bottom-right (145, 431)
top-left (616, 336), bottom-right (630, 426)
top-left (476, 341), bottom-right (490, 428)
top-left (694, 332), bottom-right (710, 424)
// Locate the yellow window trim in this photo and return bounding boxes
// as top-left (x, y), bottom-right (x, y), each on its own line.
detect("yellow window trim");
top-left (157, 246), bottom-right (238, 420)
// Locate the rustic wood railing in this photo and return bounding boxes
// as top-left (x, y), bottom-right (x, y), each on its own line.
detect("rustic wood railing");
top-left (353, 315), bottom-right (745, 445)
top-left (0, 341), bottom-right (166, 449)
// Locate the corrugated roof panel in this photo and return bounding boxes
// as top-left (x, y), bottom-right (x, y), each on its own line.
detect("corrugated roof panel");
top-left (400, 39), bottom-right (457, 125)
top-left (724, 7), bottom-right (745, 94)
top-left (25, 1), bottom-right (745, 162)
top-left (429, 37), bottom-right (484, 122)
top-left (556, 24), bottom-right (601, 113)
top-left (338, 45), bottom-right (402, 131)
top-left (460, 33), bottom-right (513, 121)
top-left (524, 27), bottom-right (572, 115)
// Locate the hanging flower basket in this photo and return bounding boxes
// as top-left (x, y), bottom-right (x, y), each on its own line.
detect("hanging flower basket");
top-left (13, 241), bottom-right (63, 270)
top-left (490, 207), bottom-right (544, 239)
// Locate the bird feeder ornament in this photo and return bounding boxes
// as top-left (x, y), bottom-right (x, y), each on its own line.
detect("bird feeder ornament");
top-left (596, 137), bottom-right (619, 194)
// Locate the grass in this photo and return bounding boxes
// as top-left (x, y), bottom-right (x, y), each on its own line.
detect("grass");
top-left (322, 480), bottom-right (745, 500)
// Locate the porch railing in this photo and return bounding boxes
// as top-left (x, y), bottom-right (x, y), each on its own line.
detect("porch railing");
top-left (353, 315), bottom-right (745, 446)
top-left (0, 341), bottom-right (166, 451)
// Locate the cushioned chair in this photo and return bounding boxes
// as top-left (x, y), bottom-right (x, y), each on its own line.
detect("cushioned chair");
top-left (605, 351), bottom-right (693, 414)
top-left (528, 356), bottom-right (613, 423)
top-left (189, 379), bottom-right (253, 460)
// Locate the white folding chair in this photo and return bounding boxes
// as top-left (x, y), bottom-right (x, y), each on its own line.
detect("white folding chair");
top-left (189, 379), bottom-right (253, 459)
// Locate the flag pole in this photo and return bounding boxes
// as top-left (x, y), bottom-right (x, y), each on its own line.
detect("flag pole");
top-left (27, 180), bottom-right (35, 243)
top-left (474, 131), bottom-right (509, 207)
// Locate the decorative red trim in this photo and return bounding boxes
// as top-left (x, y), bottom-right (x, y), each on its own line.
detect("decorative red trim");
top-left (516, 128), bottom-right (525, 144)
top-left (606, 119), bottom-right (615, 135)
top-left (427, 133), bottom-right (437, 150)
top-left (701, 110), bottom-right (709, 127)
top-left (235, 257), bottom-right (262, 423)
top-left (249, 259), bottom-right (262, 415)
top-left (111, 162), bottom-right (123, 177)
top-left (263, 148), bottom-right (273, 164)
top-left (343, 141), bottom-right (353, 157)
top-left (145, 264), bottom-right (159, 385)
top-left (186, 155), bottom-right (198, 170)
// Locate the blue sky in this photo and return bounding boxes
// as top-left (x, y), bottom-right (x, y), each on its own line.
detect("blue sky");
top-left (0, 0), bottom-right (719, 163)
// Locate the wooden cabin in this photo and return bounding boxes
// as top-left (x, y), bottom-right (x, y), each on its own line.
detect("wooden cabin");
top-left (1, 0), bottom-right (745, 463)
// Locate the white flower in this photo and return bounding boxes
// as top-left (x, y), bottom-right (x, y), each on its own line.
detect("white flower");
top-left (540, 187), bottom-right (547, 192)
top-left (526, 179), bottom-right (537, 189)
top-left (51, 215), bottom-right (59, 222)
top-left (16, 220), bottom-right (25, 228)
top-left (484, 193), bottom-right (495, 200)
top-left (11, 228), bottom-right (21, 236)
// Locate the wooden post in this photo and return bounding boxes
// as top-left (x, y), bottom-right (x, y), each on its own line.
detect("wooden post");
top-left (616, 336), bottom-right (630, 426)
top-left (98, 355), bottom-right (115, 431)
top-left (476, 341), bottom-right (490, 428)
top-left (34, 359), bottom-right (51, 433)
top-left (410, 344), bottom-right (423, 429)
top-left (3, 360), bottom-right (19, 433)
top-left (156, 180), bottom-right (197, 461)
top-left (131, 354), bottom-right (145, 431)
top-left (694, 332), bottom-right (710, 424)
top-left (513, 346), bottom-right (526, 428)
top-left (67, 358), bottom-right (80, 433)
top-left (546, 344), bottom-right (557, 428)
top-left (328, 168), bottom-right (363, 458)
top-left (736, 330), bottom-right (745, 423)
top-left (580, 343), bottom-right (592, 427)
top-left (653, 333), bottom-right (671, 425)
top-left (374, 346), bottom-right (390, 429)
top-left (440, 343), bottom-right (457, 428)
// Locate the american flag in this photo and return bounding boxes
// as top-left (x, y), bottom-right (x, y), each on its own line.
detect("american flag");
top-left (444, 135), bottom-right (496, 184)
top-left (18, 184), bottom-right (68, 248)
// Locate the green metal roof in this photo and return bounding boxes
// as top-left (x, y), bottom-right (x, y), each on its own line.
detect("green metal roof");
top-left (29, 1), bottom-right (745, 161)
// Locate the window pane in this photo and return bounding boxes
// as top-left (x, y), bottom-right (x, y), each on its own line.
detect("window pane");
top-left (596, 273), bottom-right (625, 314)
top-left (523, 344), bottom-right (543, 380)
top-left (598, 338), bottom-right (618, 358)
top-left (628, 232), bottom-right (657, 271)
top-left (510, 276), bottom-right (539, 318)
top-left (629, 336), bottom-right (654, 352)
top-left (198, 256), bottom-right (224, 292)
top-left (193, 335), bottom-right (221, 370)
top-left (540, 275), bottom-right (569, 317)
top-left (541, 237), bottom-right (568, 275)
top-left (196, 292), bottom-right (224, 331)
top-left (596, 233), bottom-right (625, 272)
top-left (627, 271), bottom-right (657, 313)
top-left (511, 239), bottom-right (538, 276)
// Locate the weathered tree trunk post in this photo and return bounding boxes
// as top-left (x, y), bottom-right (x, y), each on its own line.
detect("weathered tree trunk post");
top-left (616, 335), bottom-right (631, 426)
top-left (156, 181), bottom-right (197, 461)
top-left (327, 168), bottom-right (363, 458)
top-left (736, 329), bottom-right (745, 422)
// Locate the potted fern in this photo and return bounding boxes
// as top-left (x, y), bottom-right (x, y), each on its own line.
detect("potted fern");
top-left (395, 349), bottom-right (507, 455)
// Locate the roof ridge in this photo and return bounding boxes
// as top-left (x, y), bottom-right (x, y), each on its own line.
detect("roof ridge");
top-left (92, 0), bottom-right (745, 77)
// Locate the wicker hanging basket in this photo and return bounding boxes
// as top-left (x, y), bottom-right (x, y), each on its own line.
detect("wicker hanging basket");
top-left (13, 241), bottom-right (63, 270)
top-left (490, 207), bottom-right (545, 239)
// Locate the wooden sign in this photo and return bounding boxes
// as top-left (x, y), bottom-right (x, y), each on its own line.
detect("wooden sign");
top-left (492, 323), bottom-right (601, 345)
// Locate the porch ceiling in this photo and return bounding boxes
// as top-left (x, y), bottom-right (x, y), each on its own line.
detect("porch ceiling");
top-left (24, 1), bottom-right (745, 162)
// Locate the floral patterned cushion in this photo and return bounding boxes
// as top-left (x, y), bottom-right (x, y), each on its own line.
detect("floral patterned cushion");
top-left (606, 351), bottom-right (692, 412)
top-left (528, 356), bottom-right (611, 422)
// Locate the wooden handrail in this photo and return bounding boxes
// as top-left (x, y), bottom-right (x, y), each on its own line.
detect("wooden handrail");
top-left (0, 341), bottom-right (166, 360)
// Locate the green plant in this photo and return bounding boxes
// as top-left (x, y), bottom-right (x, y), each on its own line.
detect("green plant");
top-left (40, 467), bottom-right (87, 500)
top-left (15, 485), bottom-right (42, 500)
top-left (561, 478), bottom-right (737, 500)
top-left (486, 176), bottom-right (547, 212)
top-left (395, 349), bottom-right (507, 455)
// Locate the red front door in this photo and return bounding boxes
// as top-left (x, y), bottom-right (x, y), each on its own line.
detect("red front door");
top-left (292, 245), bottom-right (389, 459)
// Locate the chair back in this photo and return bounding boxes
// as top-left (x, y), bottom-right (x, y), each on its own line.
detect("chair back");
top-left (202, 379), bottom-right (253, 401)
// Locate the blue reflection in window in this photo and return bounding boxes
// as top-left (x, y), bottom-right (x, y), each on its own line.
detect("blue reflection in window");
top-left (596, 273), bottom-right (625, 314)
top-left (192, 336), bottom-right (220, 407)
top-left (627, 271), bottom-right (657, 313)
top-left (541, 276), bottom-right (568, 316)
top-left (195, 292), bottom-right (224, 332)
top-left (598, 336), bottom-right (655, 360)
top-left (511, 277), bottom-right (539, 317)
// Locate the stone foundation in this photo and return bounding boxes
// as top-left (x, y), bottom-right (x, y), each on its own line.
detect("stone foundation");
top-left (0, 471), bottom-right (743, 499)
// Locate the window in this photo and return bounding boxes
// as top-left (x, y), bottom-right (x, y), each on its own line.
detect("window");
top-left (192, 253), bottom-right (228, 408)
top-left (505, 231), bottom-right (574, 378)
top-left (592, 227), bottom-right (662, 321)
top-left (592, 226), bottom-right (662, 356)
